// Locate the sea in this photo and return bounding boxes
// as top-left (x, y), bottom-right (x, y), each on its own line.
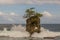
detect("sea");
top-left (0, 24), bottom-right (60, 40)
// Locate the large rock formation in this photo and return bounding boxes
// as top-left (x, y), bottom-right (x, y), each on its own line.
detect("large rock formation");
top-left (26, 16), bottom-right (41, 36)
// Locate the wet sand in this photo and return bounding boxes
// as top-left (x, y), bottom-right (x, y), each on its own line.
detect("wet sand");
top-left (0, 36), bottom-right (59, 40)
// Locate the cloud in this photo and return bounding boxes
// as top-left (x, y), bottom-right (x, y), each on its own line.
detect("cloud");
top-left (0, 12), bottom-right (4, 16)
top-left (0, 11), bottom-right (60, 24)
top-left (0, 11), bottom-right (26, 24)
top-left (9, 12), bottom-right (18, 16)
top-left (10, 12), bottom-right (16, 16)
top-left (41, 11), bottom-right (60, 24)
top-left (0, 11), bottom-right (53, 24)
top-left (7, 18), bottom-right (14, 22)
top-left (0, 0), bottom-right (14, 4)
top-left (42, 11), bottom-right (52, 17)
top-left (0, 12), bottom-right (20, 22)
top-left (0, 0), bottom-right (60, 5)
top-left (32, 0), bottom-right (60, 4)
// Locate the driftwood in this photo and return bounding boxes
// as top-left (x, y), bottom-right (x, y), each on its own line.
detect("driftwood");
top-left (26, 16), bottom-right (41, 37)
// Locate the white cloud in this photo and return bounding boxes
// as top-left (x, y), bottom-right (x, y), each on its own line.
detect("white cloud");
top-left (42, 11), bottom-right (52, 17)
top-left (0, 12), bottom-right (4, 16)
top-left (9, 12), bottom-right (18, 16)
top-left (0, 12), bottom-right (20, 22)
top-left (7, 18), bottom-right (14, 22)
top-left (0, 0), bottom-right (60, 5)
top-left (10, 12), bottom-right (15, 16)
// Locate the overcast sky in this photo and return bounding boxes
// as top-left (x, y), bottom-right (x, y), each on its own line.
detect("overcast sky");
top-left (0, 0), bottom-right (60, 24)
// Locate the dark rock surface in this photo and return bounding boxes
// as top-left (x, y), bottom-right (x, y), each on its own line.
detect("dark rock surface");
top-left (26, 16), bottom-right (41, 36)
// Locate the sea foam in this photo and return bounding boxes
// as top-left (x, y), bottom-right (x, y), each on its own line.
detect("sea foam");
top-left (0, 25), bottom-right (60, 38)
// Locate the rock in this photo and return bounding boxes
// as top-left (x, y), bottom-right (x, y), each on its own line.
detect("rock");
top-left (43, 37), bottom-right (56, 39)
top-left (26, 16), bottom-right (41, 36)
top-left (54, 36), bottom-right (60, 40)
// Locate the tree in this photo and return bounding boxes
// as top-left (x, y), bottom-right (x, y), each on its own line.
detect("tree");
top-left (24, 8), bottom-right (42, 18)
top-left (24, 8), bottom-right (35, 18)
top-left (24, 8), bottom-right (43, 37)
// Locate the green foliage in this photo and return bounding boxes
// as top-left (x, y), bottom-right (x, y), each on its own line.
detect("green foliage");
top-left (24, 8), bottom-right (43, 18)
top-left (35, 13), bottom-right (43, 17)
top-left (25, 8), bottom-right (35, 17)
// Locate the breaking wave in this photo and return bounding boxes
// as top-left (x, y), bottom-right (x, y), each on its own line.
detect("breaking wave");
top-left (0, 25), bottom-right (60, 38)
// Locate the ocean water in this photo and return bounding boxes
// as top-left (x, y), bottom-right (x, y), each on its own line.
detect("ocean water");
top-left (0, 24), bottom-right (60, 40)
top-left (41, 24), bottom-right (60, 32)
top-left (22, 24), bottom-right (60, 32)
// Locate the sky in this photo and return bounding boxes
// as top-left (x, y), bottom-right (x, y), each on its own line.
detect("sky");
top-left (0, 0), bottom-right (60, 24)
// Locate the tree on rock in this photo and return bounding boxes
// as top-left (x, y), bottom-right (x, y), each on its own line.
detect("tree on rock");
top-left (24, 8), bottom-right (43, 37)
